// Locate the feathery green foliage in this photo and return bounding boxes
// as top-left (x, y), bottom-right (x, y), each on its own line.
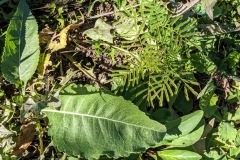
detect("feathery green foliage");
top-left (111, 0), bottom-right (200, 107)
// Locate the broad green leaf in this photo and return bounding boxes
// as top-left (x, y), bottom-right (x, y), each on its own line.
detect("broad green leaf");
top-left (167, 107), bottom-right (180, 121)
top-left (158, 150), bottom-right (202, 160)
top-left (227, 51), bottom-right (240, 68)
top-left (168, 119), bottom-right (204, 147)
top-left (230, 147), bottom-right (240, 159)
top-left (67, 157), bottom-right (78, 160)
top-left (164, 110), bottom-right (203, 141)
top-left (156, 111), bottom-right (204, 147)
top-left (203, 150), bottom-right (227, 160)
top-left (193, 118), bottom-right (215, 154)
top-left (43, 84), bottom-right (166, 159)
top-left (199, 92), bottom-right (218, 118)
top-left (1, 0), bottom-right (40, 86)
top-left (84, 19), bottom-right (113, 43)
top-left (219, 122), bottom-right (237, 143)
top-left (232, 108), bottom-right (240, 121)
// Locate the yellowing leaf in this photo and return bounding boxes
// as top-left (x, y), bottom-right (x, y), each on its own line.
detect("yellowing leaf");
top-left (49, 24), bottom-right (80, 52)
top-left (37, 53), bottom-right (51, 76)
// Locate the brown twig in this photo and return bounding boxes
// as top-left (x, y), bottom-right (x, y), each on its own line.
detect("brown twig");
top-left (87, 4), bottom-right (141, 19)
top-left (63, 53), bottom-right (109, 90)
top-left (172, 0), bottom-right (200, 18)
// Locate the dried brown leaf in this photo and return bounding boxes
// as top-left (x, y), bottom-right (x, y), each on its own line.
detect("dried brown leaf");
top-left (222, 77), bottom-right (230, 99)
top-left (11, 122), bottom-right (36, 155)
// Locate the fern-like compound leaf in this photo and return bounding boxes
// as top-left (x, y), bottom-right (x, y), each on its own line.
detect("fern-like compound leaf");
top-left (111, 1), bottom-right (201, 107)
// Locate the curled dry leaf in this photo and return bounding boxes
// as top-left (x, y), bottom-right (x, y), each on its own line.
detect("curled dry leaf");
top-left (11, 121), bottom-right (36, 155)
top-left (221, 77), bottom-right (230, 99)
top-left (48, 23), bottom-right (81, 52)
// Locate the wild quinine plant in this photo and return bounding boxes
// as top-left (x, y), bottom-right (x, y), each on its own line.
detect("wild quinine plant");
top-left (106, 1), bottom-right (202, 108)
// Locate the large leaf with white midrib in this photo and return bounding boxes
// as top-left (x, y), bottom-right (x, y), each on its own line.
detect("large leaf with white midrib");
top-left (1, 0), bottom-right (39, 85)
top-left (43, 84), bottom-right (166, 159)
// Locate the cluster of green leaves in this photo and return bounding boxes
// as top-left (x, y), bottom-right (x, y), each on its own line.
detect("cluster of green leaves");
top-left (203, 108), bottom-right (240, 160)
top-left (108, 0), bottom-right (203, 108)
top-left (0, 0), bottom-right (240, 160)
top-left (216, 0), bottom-right (240, 23)
top-left (196, 76), bottom-right (240, 159)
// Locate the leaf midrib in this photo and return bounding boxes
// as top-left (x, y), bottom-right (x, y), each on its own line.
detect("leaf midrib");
top-left (44, 109), bottom-right (163, 132)
top-left (18, 10), bottom-right (24, 80)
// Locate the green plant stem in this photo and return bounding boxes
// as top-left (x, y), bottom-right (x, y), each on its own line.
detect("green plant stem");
top-left (63, 53), bottom-right (96, 80)
top-left (60, 153), bottom-right (67, 160)
top-left (22, 84), bottom-right (26, 96)
top-left (111, 45), bottom-right (140, 62)
top-left (36, 119), bottom-right (44, 155)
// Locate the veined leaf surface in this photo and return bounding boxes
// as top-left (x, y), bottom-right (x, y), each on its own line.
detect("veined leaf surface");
top-left (1, 0), bottom-right (39, 85)
top-left (156, 111), bottom-right (204, 147)
top-left (43, 84), bottom-right (166, 159)
top-left (158, 149), bottom-right (202, 160)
